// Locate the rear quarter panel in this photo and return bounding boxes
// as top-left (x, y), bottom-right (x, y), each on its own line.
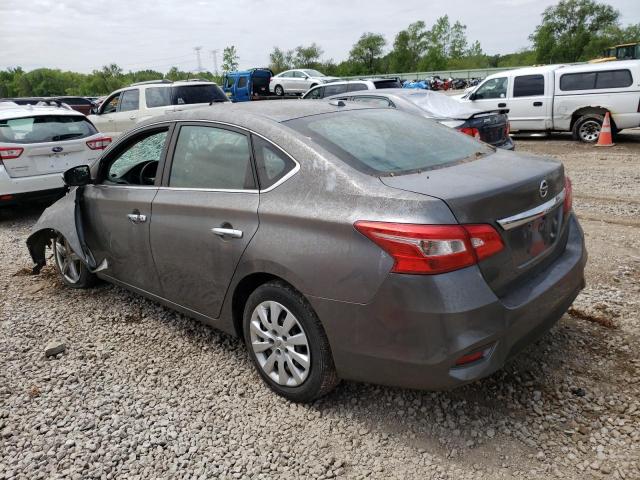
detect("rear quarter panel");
top-left (227, 124), bottom-right (458, 306)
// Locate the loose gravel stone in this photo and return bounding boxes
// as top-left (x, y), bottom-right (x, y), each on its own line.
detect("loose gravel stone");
top-left (44, 339), bottom-right (66, 357)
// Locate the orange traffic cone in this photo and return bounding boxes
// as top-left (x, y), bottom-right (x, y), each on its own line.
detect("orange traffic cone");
top-left (596, 112), bottom-right (615, 147)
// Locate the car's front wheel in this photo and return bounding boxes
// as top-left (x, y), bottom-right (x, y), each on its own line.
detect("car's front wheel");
top-left (274, 85), bottom-right (284, 96)
top-left (243, 281), bottom-right (338, 402)
top-left (52, 234), bottom-right (95, 289)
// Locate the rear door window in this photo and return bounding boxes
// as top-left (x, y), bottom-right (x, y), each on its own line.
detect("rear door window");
top-left (0, 115), bottom-right (97, 144)
top-left (119, 89), bottom-right (140, 112)
top-left (169, 125), bottom-right (255, 190)
top-left (304, 87), bottom-right (324, 99)
top-left (146, 87), bottom-right (171, 107)
top-left (172, 84), bottom-right (228, 105)
top-left (251, 135), bottom-right (296, 189)
top-left (324, 84), bottom-right (348, 96)
top-left (513, 74), bottom-right (545, 97)
top-left (237, 76), bottom-right (248, 89)
top-left (348, 83), bottom-right (368, 92)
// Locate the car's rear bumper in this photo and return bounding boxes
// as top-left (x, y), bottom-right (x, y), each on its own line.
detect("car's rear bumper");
top-left (0, 167), bottom-right (66, 205)
top-left (493, 135), bottom-right (515, 150)
top-left (308, 214), bottom-right (586, 390)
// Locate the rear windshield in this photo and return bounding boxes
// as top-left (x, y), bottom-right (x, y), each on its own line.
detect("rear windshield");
top-left (172, 84), bottom-right (228, 105)
top-left (373, 79), bottom-right (402, 89)
top-left (285, 109), bottom-right (491, 175)
top-left (0, 115), bottom-right (97, 144)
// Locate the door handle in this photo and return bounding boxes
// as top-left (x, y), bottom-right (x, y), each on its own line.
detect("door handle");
top-left (127, 213), bottom-right (147, 224)
top-left (498, 102), bottom-right (507, 108)
top-left (129, 115), bottom-right (136, 120)
top-left (212, 227), bottom-right (243, 239)
top-left (533, 101), bottom-right (543, 107)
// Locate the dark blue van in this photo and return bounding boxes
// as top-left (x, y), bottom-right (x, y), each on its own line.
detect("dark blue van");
top-left (222, 68), bottom-right (273, 102)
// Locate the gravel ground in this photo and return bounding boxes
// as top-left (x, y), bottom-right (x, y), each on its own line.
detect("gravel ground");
top-left (2, 133), bottom-right (640, 480)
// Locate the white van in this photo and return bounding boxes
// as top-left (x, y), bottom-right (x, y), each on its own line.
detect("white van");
top-left (457, 60), bottom-right (640, 142)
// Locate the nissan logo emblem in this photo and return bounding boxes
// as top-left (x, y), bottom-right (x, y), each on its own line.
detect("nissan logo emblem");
top-left (539, 180), bottom-right (549, 198)
top-left (52, 146), bottom-right (64, 153)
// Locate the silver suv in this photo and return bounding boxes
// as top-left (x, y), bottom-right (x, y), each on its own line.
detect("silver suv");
top-left (88, 80), bottom-right (228, 138)
top-left (302, 78), bottom-right (402, 99)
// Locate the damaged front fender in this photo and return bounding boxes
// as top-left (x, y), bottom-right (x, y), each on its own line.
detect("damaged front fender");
top-left (26, 187), bottom-right (99, 274)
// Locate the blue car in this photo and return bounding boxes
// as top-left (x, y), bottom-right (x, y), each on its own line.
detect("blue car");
top-left (222, 68), bottom-right (273, 102)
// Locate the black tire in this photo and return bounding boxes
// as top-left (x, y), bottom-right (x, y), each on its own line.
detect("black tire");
top-left (572, 114), bottom-right (604, 143)
top-left (242, 281), bottom-right (338, 402)
top-left (52, 234), bottom-right (96, 289)
top-left (274, 85), bottom-right (284, 97)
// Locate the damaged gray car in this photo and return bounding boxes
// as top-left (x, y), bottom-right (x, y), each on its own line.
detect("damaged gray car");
top-left (27, 101), bottom-right (587, 402)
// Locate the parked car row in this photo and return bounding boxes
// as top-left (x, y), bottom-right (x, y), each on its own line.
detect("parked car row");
top-left (0, 96), bottom-right (97, 115)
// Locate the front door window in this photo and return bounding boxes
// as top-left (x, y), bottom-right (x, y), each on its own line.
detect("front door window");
top-left (474, 77), bottom-right (508, 99)
top-left (103, 130), bottom-right (168, 185)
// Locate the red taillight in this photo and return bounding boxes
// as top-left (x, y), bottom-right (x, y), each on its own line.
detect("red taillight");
top-left (459, 127), bottom-right (481, 139)
top-left (86, 137), bottom-right (112, 150)
top-left (563, 176), bottom-right (573, 214)
top-left (0, 147), bottom-right (24, 161)
top-left (455, 350), bottom-right (485, 366)
top-left (354, 221), bottom-right (504, 275)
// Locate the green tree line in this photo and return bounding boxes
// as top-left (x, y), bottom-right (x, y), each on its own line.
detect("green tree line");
top-left (1, 0), bottom-right (638, 97)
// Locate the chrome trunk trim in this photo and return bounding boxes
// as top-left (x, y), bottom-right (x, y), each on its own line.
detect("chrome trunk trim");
top-left (497, 189), bottom-right (565, 231)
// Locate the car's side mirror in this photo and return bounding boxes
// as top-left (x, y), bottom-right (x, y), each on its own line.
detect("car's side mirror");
top-left (90, 105), bottom-right (99, 115)
top-left (63, 165), bottom-right (92, 186)
top-left (468, 92), bottom-right (477, 101)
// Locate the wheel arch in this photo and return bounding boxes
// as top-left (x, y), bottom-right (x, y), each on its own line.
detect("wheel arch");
top-left (230, 272), bottom-right (304, 338)
top-left (569, 106), bottom-right (610, 130)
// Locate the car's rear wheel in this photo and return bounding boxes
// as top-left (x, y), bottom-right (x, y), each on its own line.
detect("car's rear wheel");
top-left (274, 85), bottom-right (284, 96)
top-left (243, 281), bottom-right (338, 402)
top-left (52, 234), bottom-right (95, 289)
top-left (572, 114), bottom-right (603, 143)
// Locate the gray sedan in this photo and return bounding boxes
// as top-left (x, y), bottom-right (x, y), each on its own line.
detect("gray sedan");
top-left (27, 101), bottom-right (586, 402)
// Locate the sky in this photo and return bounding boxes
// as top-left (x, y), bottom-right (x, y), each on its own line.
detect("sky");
top-left (1, 0), bottom-right (639, 73)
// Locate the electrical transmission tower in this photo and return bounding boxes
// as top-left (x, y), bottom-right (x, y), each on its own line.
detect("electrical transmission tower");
top-left (210, 50), bottom-right (219, 76)
top-left (194, 46), bottom-right (203, 72)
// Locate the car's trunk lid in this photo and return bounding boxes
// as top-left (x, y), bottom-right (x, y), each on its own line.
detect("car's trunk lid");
top-left (380, 149), bottom-right (567, 296)
top-left (3, 138), bottom-right (100, 178)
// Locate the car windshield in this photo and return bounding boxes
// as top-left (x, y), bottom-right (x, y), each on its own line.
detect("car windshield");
top-left (172, 84), bottom-right (228, 105)
top-left (0, 115), bottom-right (97, 144)
top-left (303, 70), bottom-right (324, 77)
top-left (285, 109), bottom-right (491, 176)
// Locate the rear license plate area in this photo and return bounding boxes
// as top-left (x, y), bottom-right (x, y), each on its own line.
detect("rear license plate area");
top-left (509, 206), bottom-right (562, 266)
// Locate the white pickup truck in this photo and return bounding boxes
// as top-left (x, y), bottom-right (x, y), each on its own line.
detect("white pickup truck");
top-left (457, 60), bottom-right (640, 142)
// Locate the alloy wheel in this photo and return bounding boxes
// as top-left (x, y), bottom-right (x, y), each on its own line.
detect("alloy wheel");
top-left (578, 119), bottom-right (601, 142)
top-left (249, 300), bottom-right (310, 386)
top-left (53, 236), bottom-right (82, 284)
